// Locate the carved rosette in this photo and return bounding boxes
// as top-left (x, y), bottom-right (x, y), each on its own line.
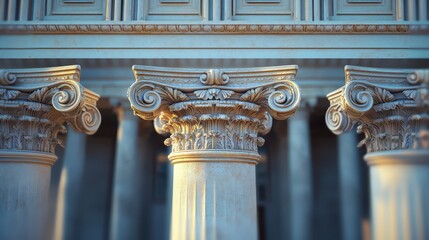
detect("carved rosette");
top-left (0, 65), bottom-right (102, 154)
top-left (326, 66), bottom-right (429, 153)
top-left (128, 65), bottom-right (300, 155)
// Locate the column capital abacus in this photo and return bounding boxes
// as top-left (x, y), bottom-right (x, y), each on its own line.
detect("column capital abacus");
top-left (128, 65), bottom-right (301, 157)
top-left (0, 65), bottom-right (101, 156)
top-left (326, 65), bottom-right (429, 153)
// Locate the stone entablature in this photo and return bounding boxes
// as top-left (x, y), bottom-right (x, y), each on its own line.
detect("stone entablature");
top-left (128, 65), bottom-right (300, 155)
top-left (326, 66), bottom-right (429, 153)
top-left (0, 65), bottom-right (101, 155)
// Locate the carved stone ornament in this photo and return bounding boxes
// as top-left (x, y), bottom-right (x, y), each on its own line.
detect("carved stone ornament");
top-left (326, 66), bottom-right (429, 153)
top-left (0, 23), bottom-right (420, 34)
top-left (128, 65), bottom-right (301, 154)
top-left (0, 65), bottom-right (102, 154)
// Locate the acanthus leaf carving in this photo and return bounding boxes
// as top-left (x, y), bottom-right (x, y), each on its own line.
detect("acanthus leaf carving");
top-left (129, 65), bottom-right (301, 154)
top-left (194, 88), bottom-right (234, 100)
top-left (403, 90), bottom-right (417, 100)
top-left (326, 66), bottom-right (429, 153)
top-left (28, 87), bottom-right (56, 103)
top-left (0, 66), bottom-right (102, 155)
top-left (239, 87), bottom-right (273, 103)
top-left (0, 89), bottom-right (20, 100)
top-left (374, 87), bottom-right (395, 102)
top-left (158, 86), bottom-right (188, 102)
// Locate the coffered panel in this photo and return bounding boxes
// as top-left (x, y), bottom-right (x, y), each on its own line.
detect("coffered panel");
top-left (232, 0), bottom-right (294, 20)
top-left (145, 0), bottom-right (205, 20)
top-left (44, 0), bottom-right (106, 20)
top-left (330, 0), bottom-right (397, 20)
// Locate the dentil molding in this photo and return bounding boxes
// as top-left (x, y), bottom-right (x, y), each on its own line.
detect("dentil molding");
top-left (0, 65), bottom-right (101, 154)
top-left (326, 66), bottom-right (429, 153)
top-left (1, 23), bottom-right (426, 34)
top-left (128, 65), bottom-right (301, 154)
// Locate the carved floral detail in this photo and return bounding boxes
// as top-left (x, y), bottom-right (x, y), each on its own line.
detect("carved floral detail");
top-left (0, 24), bottom-right (414, 34)
top-left (0, 66), bottom-right (102, 154)
top-left (129, 65), bottom-right (300, 154)
top-left (157, 111), bottom-right (273, 153)
top-left (194, 89), bottom-right (234, 100)
top-left (326, 66), bottom-right (429, 153)
top-left (0, 89), bottom-right (20, 100)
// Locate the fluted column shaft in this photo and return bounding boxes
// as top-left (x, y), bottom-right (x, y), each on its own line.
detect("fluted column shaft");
top-left (128, 65), bottom-right (301, 240)
top-left (326, 66), bottom-right (429, 240)
top-left (366, 150), bottom-right (429, 240)
top-left (54, 129), bottom-right (87, 240)
top-left (170, 152), bottom-right (259, 240)
top-left (0, 65), bottom-right (101, 240)
top-left (338, 131), bottom-right (362, 240)
top-left (288, 107), bottom-right (312, 240)
top-left (109, 103), bottom-right (140, 240)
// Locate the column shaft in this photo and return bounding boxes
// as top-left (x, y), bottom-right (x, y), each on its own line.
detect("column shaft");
top-left (54, 129), bottom-right (87, 240)
top-left (338, 132), bottom-right (362, 240)
top-left (365, 150), bottom-right (429, 240)
top-left (288, 109), bottom-right (312, 240)
top-left (0, 152), bottom-right (56, 240)
top-left (109, 105), bottom-right (140, 240)
top-left (169, 152), bottom-right (259, 240)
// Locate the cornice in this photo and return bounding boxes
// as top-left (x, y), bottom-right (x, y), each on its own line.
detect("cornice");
top-left (1, 22), bottom-right (428, 34)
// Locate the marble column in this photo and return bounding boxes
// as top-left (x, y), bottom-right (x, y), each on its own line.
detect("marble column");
top-left (0, 66), bottom-right (101, 240)
top-left (288, 102), bottom-right (313, 240)
top-left (128, 65), bottom-right (301, 240)
top-left (109, 100), bottom-right (141, 240)
top-left (326, 66), bottom-right (429, 240)
top-left (338, 131), bottom-right (361, 240)
top-left (54, 128), bottom-right (87, 240)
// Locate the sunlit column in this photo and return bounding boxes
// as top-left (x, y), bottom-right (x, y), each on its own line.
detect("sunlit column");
top-left (338, 131), bottom-right (361, 240)
top-left (288, 101), bottom-right (314, 240)
top-left (128, 65), bottom-right (301, 240)
top-left (54, 128), bottom-right (87, 240)
top-left (326, 66), bottom-right (429, 240)
top-left (109, 100), bottom-right (140, 240)
top-left (0, 66), bottom-right (101, 240)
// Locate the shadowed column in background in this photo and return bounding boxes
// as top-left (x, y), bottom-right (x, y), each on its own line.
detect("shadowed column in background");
top-left (288, 100), bottom-right (315, 240)
top-left (338, 131), bottom-right (362, 240)
top-left (54, 128), bottom-right (87, 240)
top-left (109, 100), bottom-right (140, 240)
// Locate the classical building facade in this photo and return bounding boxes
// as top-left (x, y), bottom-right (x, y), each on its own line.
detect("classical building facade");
top-left (0, 0), bottom-right (428, 240)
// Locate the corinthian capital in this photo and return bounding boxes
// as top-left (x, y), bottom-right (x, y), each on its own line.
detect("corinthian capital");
top-left (128, 65), bottom-right (300, 154)
top-left (0, 65), bottom-right (101, 154)
top-left (326, 66), bottom-right (429, 153)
